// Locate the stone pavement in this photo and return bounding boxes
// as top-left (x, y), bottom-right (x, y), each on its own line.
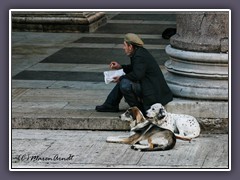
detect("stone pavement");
top-left (10, 11), bottom-right (230, 170)
top-left (11, 129), bottom-right (229, 169)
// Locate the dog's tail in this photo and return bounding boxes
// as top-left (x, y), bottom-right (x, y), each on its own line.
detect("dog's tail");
top-left (175, 134), bottom-right (192, 142)
top-left (106, 136), bottom-right (128, 143)
top-left (106, 133), bottom-right (141, 144)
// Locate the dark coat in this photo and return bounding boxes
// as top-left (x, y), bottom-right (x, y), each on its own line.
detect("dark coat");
top-left (120, 47), bottom-right (173, 110)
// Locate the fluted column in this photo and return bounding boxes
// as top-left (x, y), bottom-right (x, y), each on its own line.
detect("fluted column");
top-left (164, 12), bottom-right (229, 100)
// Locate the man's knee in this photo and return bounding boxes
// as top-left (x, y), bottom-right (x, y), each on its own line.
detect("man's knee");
top-left (119, 79), bottom-right (132, 93)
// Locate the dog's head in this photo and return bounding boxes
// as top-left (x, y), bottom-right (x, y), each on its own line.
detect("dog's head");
top-left (120, 106), bottom-right (146, 124)
top-left (146, 103), bottom-right (166, 120)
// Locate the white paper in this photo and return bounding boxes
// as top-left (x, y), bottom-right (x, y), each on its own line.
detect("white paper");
top-left (103, 69), bottom-right (125, 84)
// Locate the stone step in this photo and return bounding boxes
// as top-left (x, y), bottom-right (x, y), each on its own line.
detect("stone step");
top-left (12, 87), bottom-right (228, 133)
top-left (12, 105), bottom-right (228, 134)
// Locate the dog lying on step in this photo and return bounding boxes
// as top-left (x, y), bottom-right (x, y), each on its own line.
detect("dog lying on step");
top-left (106, 107), bottom-right (191, 151)
top-left (146, 103), bottom-right (201, 139)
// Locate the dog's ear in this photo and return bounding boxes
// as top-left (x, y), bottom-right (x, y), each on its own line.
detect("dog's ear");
top-left (131, 107), bottom-right (144, 123)
top-left (157, 108), bottom-right (166, 120)
top-left (128, 107), bottom-right (136, 120)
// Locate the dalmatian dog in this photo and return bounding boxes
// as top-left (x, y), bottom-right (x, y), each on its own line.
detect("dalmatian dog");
top-left (146, 103), bottom-right (201, 139)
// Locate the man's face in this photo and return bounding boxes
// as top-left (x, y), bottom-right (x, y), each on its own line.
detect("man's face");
top-left (123, 41), bottom-right (134, 56)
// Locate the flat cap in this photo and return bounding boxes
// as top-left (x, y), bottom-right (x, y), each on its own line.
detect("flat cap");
top-left (124, 33), bottom-right (144, 46)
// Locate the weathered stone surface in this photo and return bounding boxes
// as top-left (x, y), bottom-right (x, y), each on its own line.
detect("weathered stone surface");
top-left (164, 46), bottom-right (228, 100)
top-left (12, 11), bottom-right (107, 33)
top-left (166, 98), bottom-right (228, 119)
top-left (199, 118), bottom-right (229, 134)
top-left (164, 72), bottom-right (228, 100)
top-left (11, 129), bottom-right (229, 169)
top-left (170, 12), bottom-right (229, 53)
top-left (165, 45), bottom-right (228, 79)
top-left (12, 95), bottom-right (228, 133)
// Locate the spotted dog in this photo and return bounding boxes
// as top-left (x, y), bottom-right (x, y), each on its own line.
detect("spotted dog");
top-left (106, 107), bottom-right (191, 151)
top-left (146, 103), bottom-right (201, 139)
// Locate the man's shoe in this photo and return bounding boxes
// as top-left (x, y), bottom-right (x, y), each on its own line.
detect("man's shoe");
top-left (95, 104), bottom-right (119, 112)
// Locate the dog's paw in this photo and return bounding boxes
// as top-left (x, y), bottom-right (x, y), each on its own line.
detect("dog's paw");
top-left (130, 145), bottom-right (135, 149)
top-left (130, 145), bottom-right (139, 151)
top-left (131, 144), bottom-right (146, 151)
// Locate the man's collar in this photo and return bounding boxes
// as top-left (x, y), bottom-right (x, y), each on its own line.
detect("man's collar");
top-left (129, 46), bottom-right (140, 58)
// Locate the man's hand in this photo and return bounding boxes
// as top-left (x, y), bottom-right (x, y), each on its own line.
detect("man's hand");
top-left (112, 76), bottom-right (121, 83)
top-left (109, 61), bottom-right (122, 70)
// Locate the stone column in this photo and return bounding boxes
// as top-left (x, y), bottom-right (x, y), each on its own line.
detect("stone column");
top-left (12, 11), bottom-right (106, 32)
top-left (164, 12), bottom-right (229, 100)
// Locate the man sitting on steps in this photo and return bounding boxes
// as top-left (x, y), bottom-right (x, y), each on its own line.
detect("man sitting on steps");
top-left (95, 33), bottom-right (173, 115)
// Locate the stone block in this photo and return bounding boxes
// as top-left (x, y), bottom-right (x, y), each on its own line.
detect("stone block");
top-left (12, 11), bottom-right (107, 33)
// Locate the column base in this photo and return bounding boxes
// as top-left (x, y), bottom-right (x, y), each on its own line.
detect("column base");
top-left (12, 11), bottom-right (107, 33)
top-left (165, 72), bottom-right (228, 100)
top-left (164, 45), bottom-right (228, 100)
